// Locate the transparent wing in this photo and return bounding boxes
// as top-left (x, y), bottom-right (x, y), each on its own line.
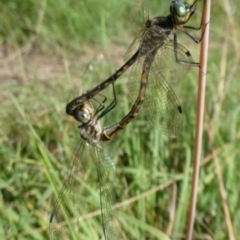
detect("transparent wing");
top-left (151, 40), bottom-right (193, 83)
top-left (49, 140), bottom-right (121, 240)
top-left (141, 65), bottom-right (183, 137)
top-left (128, 26), bottom-right (193, 137)
top-left (140, 40), bottom-right (193, 136)
top-left (124, 0), bottom-right (149, 61)
top-left (94, 145), bottom-right (122, 240)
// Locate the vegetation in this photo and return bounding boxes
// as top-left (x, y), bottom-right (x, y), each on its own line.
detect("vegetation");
top-left (1, 0), bottom-right (239, 239)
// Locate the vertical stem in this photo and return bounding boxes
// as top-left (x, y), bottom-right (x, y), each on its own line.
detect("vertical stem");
top-left (186, 0), bottom-right (211, 239)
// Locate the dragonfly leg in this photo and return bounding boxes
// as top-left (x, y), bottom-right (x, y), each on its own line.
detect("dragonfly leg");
top-left (187, 0), bottom-right (202, 21)
top-left (182, 21), bottom-right (202, 31)
top-left (173, 33), bottom-right (199, 67)
top-left (179, 20), bottom-right (208, 44)
top-left (97, 83), bottom-right (117, 120)
top-left (90, 93), bottom-right (107, 114)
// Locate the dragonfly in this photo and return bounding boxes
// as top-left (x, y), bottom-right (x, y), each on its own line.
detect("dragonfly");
top-left (49, 99), bottom-right (123, 240)
top-left (50, 1), bottom-right (205, 239)
top-left (66, 0), bottom-right (205, 138)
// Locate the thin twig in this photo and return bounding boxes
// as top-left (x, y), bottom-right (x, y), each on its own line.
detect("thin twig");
top-left (186, 0), bottom-right (211, 239)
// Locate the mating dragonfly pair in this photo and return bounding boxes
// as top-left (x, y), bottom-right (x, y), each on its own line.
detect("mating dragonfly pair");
top-left (49, 0), bottom-right (205, 239)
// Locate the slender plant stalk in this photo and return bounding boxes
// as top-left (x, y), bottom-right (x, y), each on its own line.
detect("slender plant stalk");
top-left (186, 0), bottom-right (211, 239)
top-left (206, 123), bottom-right (235, 240)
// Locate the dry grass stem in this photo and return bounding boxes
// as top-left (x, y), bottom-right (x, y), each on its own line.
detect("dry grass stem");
top-left (186, 0), bottom-right (211, 239)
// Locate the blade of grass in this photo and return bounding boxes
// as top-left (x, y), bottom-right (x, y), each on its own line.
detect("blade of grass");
top-left (206, 122), bottom-right (235, 240)
top-left (174, 144), bottom-right (192, 234)
top-left (120, 212), bottom-right (171, 240)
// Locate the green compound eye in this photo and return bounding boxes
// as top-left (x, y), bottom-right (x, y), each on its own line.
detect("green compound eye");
top-left (175, 2), bottom-right (187, 17)
top-left (171, 1), bottom-right (190, 25)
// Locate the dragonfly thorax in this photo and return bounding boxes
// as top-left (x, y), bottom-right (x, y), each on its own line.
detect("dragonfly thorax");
top-left (79, 120), bottom-right (102, 146)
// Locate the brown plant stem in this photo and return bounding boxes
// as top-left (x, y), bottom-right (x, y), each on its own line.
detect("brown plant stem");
top-left (186, 0), bottom-right (211, 239)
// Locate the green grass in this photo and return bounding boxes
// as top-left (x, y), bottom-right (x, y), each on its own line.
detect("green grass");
top-left (1, 0), bottom-right (240, 239)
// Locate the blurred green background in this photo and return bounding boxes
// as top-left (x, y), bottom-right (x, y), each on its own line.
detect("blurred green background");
top-left (1, 0), bottom-right (240, 239)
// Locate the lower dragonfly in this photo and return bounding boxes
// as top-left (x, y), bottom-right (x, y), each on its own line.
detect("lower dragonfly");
top-left (49, 99), bottom-right (124, 240)
top-left (66, 0), bottom-right (205, 137)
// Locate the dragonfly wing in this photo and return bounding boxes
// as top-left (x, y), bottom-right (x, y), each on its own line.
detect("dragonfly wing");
top-left (140, 40), bottom-right (193, 136)
top-left (127, 48), bottom-right (182, 136)
top-left (127, 37), bottom-right (193, 136)
top-left (141, 67), bottom-right (183, 137)
top-left (94, 145), bottom-right (122, 240)
top-left (152, 40), bottom-right (193, 83)
top-left (49, 140), bottom-right (96, 240)
top-left (49, 140), bottom-right (120, 240)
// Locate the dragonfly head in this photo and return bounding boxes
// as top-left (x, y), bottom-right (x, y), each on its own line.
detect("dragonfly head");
top-left (70, 103), bottom-right (94, 124)
top-left (170, 0), bottom-right (200, 25)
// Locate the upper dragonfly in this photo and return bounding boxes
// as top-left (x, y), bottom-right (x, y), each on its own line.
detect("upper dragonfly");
top-left (66, 0), bottom-right (204, 138)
